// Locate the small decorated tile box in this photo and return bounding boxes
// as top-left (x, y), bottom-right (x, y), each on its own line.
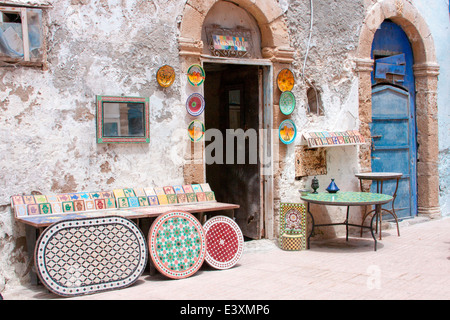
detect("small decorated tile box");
top-left (94, 199), bottom-right (106, 210)
top-left (73, 200), bottom-right (85, 211)
top-left (166, 194), bottom-right (178, 204)
top-left (51, 203), bottom-right (63, 214)
top-left (34, 195), bottom-right (48, 204)
top-left (138, 196), bottom-right (149, 207)
top-left (148, 196), bottom-right (159, 206)
top-left (39, 203), bottom-right (52, 214)
top-left (196, 192), bottom-right (206, 202)
top-left (177, 193), bottom-right (188, 204)
top-left (85, 199), bottom-right (96, 211)
top-left (62, 201), bottom-right (74, 212)
top-left (118, 197), bottom-right (129, 208)
top-left (105, 198), bottom-right (116, 209)
top-left (11, 195), bottom-right (24, 205)
top-left (27, 204), bottom-right (40, 215)
top-left (157, 194), bottom-right (168, 205)
top-left (128, 197), bottom-right (140, 208)
top-left (23, 195), bottom-right (36, 204)
top-left (14, 204), bottom-right (28, 217)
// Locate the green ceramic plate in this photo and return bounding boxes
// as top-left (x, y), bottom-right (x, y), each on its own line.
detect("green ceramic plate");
top-left (279, 91), bottom-right (296, 115)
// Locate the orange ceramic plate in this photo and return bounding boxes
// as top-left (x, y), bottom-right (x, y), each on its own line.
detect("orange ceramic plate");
top-left (156, 65), bottom-right (175, 88)
top-left (188, 120), bottom-right (205, 142)
top-left (277, 68), bottom-right (294, 92)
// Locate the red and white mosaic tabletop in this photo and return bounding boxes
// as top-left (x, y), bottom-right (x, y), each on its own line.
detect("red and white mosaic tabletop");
top-left (203, 215), bottom-right (244, 270)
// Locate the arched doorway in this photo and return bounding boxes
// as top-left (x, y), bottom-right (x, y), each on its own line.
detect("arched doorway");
top-left (178, 0), bottom-right (294, 239)
top-left (356, 0), bottom-right (440, 218)
top-left (370, 20), bottom-right (417, 219)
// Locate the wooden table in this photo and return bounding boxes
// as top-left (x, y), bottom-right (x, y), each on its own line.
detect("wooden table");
top-left (301, 192), bottom-right (393, 251)
top-left (355, 172), bottom-right (402, 239)
top-left (16, 201), bottom-right (239, 284)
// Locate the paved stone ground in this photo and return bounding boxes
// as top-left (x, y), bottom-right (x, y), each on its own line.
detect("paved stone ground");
top-left (3, 216), bottom-right (450, 300)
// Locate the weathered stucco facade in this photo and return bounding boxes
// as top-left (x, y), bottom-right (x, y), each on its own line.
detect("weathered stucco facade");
top-left (0, 0), bottom-right (448, 291)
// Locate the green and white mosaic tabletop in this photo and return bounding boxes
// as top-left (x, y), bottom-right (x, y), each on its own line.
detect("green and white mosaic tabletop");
top-left (149, 210), bottom-right (206, 279)
top-left (300, 191), bottom-right (393, 206)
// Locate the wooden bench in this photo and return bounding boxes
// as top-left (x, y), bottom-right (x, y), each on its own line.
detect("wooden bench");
top-left (11, 183), bottom-right (239, 284)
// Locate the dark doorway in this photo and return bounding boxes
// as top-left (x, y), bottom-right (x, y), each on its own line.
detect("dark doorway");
top-left (204, 62), bottom-right (262, 239)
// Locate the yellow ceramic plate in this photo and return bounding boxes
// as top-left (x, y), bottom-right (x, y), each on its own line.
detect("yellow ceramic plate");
top-left (187, 64), bottom-right (205, 86)
top-left (277, 68), bottom-right (294, 92)
top-left (188, 120), bottom-right (205, 142)
top-left (157, 65), bottom-right (175, 88)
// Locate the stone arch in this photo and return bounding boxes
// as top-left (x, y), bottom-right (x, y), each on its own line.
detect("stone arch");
top-left (178, 0), bottom-right (294, 62)
top-left (355, 0), bottom-right (440, 217)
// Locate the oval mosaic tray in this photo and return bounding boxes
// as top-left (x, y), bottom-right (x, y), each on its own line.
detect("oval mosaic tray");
top-left (156, 65), bottom-right (175, 88)
top-left (186, 93), bottom-right (205, 116)
top-left (34, 216), bottom-right (147, 297)
top-left (277, 68), bottom-right (294, 92)
top-left (188, 120), bottom-right (205, 142)
top-left (149, 210), bottom-right (206, 279)
top-left (279, 119), bottom-right (297, 145)
top-left (279, 91), bottom-right (296, 115)
top-left (187, 64), bottom-right (205, 86)
top-left (203, 215), bottom-right (244, 270)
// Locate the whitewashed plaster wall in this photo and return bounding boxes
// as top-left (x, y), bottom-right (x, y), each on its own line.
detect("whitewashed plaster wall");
top-left (410, 0), bottom-right (450, 216)
top-left (0, 0), bottom-right (189, 289)
top-left (277, 0), bottom-right (366, 236)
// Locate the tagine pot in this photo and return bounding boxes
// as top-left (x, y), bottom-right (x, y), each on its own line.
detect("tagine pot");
top-left (326, 179), bottom-right (340, 193)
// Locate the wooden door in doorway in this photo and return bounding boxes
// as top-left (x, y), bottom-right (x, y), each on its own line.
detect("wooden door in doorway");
top-left (204, 63), bottom-right (262, 239)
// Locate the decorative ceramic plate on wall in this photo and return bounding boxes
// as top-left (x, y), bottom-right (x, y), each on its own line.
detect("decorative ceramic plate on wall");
top-left (156, 65), bottom-right (175, 88)
top-left (277, 68), bottom-right (294, 92)
top-left (188, 120), bottom-right (205, 142)
top-left (279, 119), bottom-right (297, 144)
top-left (187, 64), bottom-right (205, 86)
top-left (186, 93), bottom-right (205, 116)
top-left (203, 215), bottom-right (244, 270)
top-left (148, 210), bottom-right (206, 279)
top-left (279, 91), bottom-right (296, 115)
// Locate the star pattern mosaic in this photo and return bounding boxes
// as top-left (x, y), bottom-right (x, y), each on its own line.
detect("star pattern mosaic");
top-left (149, 211), bottom-right (206, 279)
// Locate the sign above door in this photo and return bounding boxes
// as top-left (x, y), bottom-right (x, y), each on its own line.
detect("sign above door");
top-left (205, 25), bottom-right (253, 58)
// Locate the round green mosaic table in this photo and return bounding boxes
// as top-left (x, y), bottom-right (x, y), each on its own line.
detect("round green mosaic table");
top-left (148, 210), bottom-right (206, 279)
top-left (301, 192), bottom-right (393, 251)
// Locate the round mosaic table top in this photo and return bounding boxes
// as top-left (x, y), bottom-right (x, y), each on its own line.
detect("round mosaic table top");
top-left (149, 210), bottom-right (206, 279)
top-left (300, 191), bottom-right (393, 206)
top-left (203, 215), bottom-right (244, 270)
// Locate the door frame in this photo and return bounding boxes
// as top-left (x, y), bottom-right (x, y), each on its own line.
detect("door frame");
top-left (355, 1), bottom-right (440, 217)
top-left (201, 57), bottom-right (274, 239)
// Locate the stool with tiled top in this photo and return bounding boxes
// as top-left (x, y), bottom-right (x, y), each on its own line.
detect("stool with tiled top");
top-left (279, 203), bottom-right (307, 251)
top-left (356, 172), bottom-right (402, 239)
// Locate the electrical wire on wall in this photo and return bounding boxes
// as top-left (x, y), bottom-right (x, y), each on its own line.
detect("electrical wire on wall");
top-left (301, 0), bottom-right (322, 115)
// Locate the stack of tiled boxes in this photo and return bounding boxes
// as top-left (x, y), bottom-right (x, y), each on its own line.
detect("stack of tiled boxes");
top-left (11, 183), bottom-right (216, 217)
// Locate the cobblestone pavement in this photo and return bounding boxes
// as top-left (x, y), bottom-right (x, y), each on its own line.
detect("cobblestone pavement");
top-left (3, 216), bottom-right (450, 300)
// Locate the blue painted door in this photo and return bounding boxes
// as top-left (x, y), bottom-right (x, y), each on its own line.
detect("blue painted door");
top-left (371, 20), bottom-right (417, 219)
